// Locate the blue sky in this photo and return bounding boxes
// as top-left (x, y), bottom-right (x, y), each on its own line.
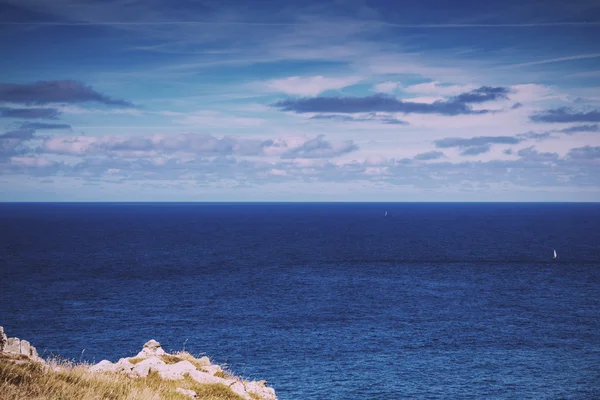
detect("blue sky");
top-left (1, 0), bottom-right (599, 201)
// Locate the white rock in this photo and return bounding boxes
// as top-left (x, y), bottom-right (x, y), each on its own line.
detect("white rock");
top-left (187, 369), bottom-right (226, 385)
top-left (135, 339), bottom-right (166, 358)
top-left (175, 387), bottom-right (197, 398)
top-left (19, 340), bottom-right (31, 357)
top-left (131, 356), bottom-right (166, 378)
top-left (115, 358), bottom-right (134, 373)
top-left (156, 360), bottom-right (198, 380)
top-left (202, 364), bottom-right (223, 376)
top-left (5, 337), bottom-right (20, 354)
top-left (89, 360), bottom-right (116, 373)
top-left (245, 380), bottom-right (278, 400)
top-left (226, 380), bottom-right (251, 400)
top-left (196, 356), bottom-right (211, 367)
top-left (0, 328), bottom-right (42, 362)
top-left (29, 345), bottom-right (41, 361)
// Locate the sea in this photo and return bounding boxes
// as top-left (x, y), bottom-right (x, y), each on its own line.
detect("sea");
top-left (1, 203), bottom-right (599, 399)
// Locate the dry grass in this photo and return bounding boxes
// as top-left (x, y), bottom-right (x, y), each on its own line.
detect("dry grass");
top-left (123, 353), bottom-right (210, 371)
top-left (214, 371), bottom-right (227, 379)
top-left (168, 352), bottom-right (211, 370)
top-left (0, 356), bottom-right (248, 400)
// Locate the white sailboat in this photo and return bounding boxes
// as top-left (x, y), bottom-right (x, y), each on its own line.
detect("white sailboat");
top-left (553, 249), bottom-right (557, 260)
top-left (385, 211), bottom-right (388, 217)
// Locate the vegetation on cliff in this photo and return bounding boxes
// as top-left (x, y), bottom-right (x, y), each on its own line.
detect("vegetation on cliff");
top-left (0, 327), bottom-right (276, 400)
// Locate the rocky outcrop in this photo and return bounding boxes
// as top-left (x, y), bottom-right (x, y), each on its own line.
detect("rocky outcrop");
top-left (0, 327), bottom-right (6, 352)
top-left (89, 339), bottom-right (278, 400)
top-left (0, 327), bottom-right (277, 400)
top-left (134, 339), bottom-right (165, 358)
top-left (0, 326), bottom-right (43, 362)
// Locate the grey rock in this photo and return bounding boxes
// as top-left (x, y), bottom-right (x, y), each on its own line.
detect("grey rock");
top-left (187, 369), bottom-right (224, 385)
top-left (135, 339), bottom-right (166, 358)
top-left (0, 328), bottom-right (42, 362)
top-left (20, 340), bottom-right (31, 357)
top-left (30, 345), bottom-right (39, 359)
top-left (245, 380), bottom-right (278, 400)
top-left (155, 360), bottom-right (197, 380)
top-left (131, 356), bottom-right (166, 378)
top-left (89, 360), bottom-right (116, 373)
top-left (227, 380), bottom-right (251, 400)
top-left (5, 337), bottom-right (20, 354)
top-left (203, 364), bottom-right (223, 376)
top-left (114, 358), bottom-right (136, 377)
top-left (0, 326), bottom-right (7, 352)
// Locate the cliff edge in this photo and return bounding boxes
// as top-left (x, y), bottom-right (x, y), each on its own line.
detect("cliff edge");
top-left (0, 326), bottom-right (278, 400)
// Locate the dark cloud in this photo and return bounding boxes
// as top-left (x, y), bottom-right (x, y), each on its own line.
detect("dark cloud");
top-left (0, 80), bottom-right (133, 107)
top-left (530, 107), bottom-right (600, 123)
top-left (511, 103), bottom-right (523, 109)
top-left (460, 145), bottom-right (491, 156)
top-left (434, 136), bottom-right (521, 149)
top-left (504, 149), bottom-right (513, 155)
top-left (19, 122), bottom-right (72, 130)
top-left (517, 146), bottom-right (559, 162)
top-left (517, 131), bottom-right (553, 141)
top-left (382, 119), bottom-right (408, 125)
top-left (414, 151), bottom-right (445, 161)
top-left (273, 86), bottom-right (509, 116)
top-left (451, 86), bottom-right (509, 104)
top-left (516, 124), bottom-right (598, 141)
top-left (280, 135), bottom-right (358, 159)
top-left (274, 94), bottom-right (477, 115)
top-left (434, 136), bottom-right (523, 157)
top-left (0, 128), bottom-right (36, 140)
top-left (0, 128), bottom-right (36, 158)
top-left (274, 94), bottom-right (475, 115)
top-left (310, 113), bottom-right (408, 125)
top-left (567, 146), bottom-right (600, 160)
top-left (0, 107), bottom-right (61, 119)
top-left (311, 114), bottom-right (356, 121)
top-left (557, 124), bottom-right (599, 134)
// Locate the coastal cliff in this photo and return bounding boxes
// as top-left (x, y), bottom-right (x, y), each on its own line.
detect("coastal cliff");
top-left (0, 326), bottom-right (277, 400)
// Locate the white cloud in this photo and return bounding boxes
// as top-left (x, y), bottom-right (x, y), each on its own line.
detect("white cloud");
top-left (173, 110), bottom-right (265, 127)
top-left (39, 132), bottom-right (359, 160)
top-left (56, 105), bottom-right (144, 116)
top-left (373, 81), bottom-right (399, 94)
top-left (509, 84), bottom-right (566, 103)
top-left (10, 156), bottom-right (54, 167)
top-left (401, 96), bottom-right (445, 104)
top-left (262, 75), bottom-right (362, 96)
top-left (403, 81), bottom-right (475, 96)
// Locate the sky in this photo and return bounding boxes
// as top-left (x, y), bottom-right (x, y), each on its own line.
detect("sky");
top-left (1, 0), bottom-right (599, 201)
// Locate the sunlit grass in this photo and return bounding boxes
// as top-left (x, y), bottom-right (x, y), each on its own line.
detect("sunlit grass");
top-left (0, 355), bottom-right (249, 400)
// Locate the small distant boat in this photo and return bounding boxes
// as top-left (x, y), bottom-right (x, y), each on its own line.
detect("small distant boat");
top-left (384, 211), bottom-right (388, 217)
top-left (553, 249), bottom-right (558, 260)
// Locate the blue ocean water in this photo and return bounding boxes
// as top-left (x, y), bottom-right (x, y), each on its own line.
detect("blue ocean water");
top-left (1, 203), bottom-right (599, 399)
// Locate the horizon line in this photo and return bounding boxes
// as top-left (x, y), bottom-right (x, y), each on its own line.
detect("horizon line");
top-left (2, 20), bottom-right (600, 28)
top-left (1, 201), bottom-right (598, 204)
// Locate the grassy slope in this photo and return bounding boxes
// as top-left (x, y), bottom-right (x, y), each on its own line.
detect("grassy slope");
top-left (0, 354), bottom-right (249, 400)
